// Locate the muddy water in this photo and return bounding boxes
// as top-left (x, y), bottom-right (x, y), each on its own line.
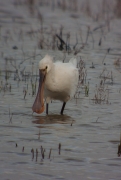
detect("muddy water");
top-left (0, 0), bottom-right (121, 180)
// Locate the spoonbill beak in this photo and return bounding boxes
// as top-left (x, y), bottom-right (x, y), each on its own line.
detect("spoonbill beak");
top-left (32, 69), bottom-right (46, 114)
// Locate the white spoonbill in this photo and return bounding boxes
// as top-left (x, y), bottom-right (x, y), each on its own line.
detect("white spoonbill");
top-left (32, 55), bottom-right (79, 115)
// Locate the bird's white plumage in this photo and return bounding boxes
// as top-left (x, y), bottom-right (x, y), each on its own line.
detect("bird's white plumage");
top-left (39, 55), bottom-right (79, 103)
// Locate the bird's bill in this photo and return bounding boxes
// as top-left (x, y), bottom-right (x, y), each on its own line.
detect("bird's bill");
top-left (32, 69), bottom-right (46, 114)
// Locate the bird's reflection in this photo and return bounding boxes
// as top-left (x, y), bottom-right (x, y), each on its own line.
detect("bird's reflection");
top-left (32, 114), bottom-right (75, 125)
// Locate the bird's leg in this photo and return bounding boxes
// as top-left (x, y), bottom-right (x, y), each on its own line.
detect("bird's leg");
top-left (46, 103), bottom-right (49, 115)
top-left (60, 102), bottom-right (66, 115)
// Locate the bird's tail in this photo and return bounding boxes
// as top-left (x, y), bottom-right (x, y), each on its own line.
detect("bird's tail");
top-left (69, 57), bottom-right (77, 67)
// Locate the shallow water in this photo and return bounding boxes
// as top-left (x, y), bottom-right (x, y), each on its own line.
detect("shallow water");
top-left (0, 0), bottom-right (121, 180)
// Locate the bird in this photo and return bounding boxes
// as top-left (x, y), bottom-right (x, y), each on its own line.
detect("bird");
top-left (32, 54), bottom-right (79, 115)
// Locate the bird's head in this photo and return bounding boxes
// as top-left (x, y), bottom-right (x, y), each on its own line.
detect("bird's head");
top-left (32, 55), bottom-right (53, 114)
top-left (39, 54), bottom-right (53, 74)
